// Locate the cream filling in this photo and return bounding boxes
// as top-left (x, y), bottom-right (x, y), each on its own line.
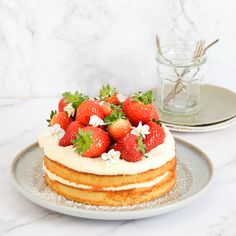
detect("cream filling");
top-left (39, 125), bottom-right (175, 176)
top-left (44, 165), bottom-right (169, 191)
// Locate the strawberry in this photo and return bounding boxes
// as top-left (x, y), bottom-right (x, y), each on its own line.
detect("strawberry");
top-left (59, 121), bottom-right (84, 146)
top-left (114, 134), bottom-right (146, 162)
top-left (58, 98), bottom-right (68, 112)
top-left (47, 111), bottom-right (73, 130)
top-left (105, 94), bottom-right (119, 105)
top-left (143, 121), bottom-right (165, 152)
top-left (99, 84), bottom-right (120, 105)
top-left (122, 91), bottom-right (159, 126)
top-left (76, 100), bottom-right (105, 126)
top-left (105, 108), bottom-right (131, 141)
top-left (107, 118), bottom-right (131, 141)
top-left (72, 126), bottom-right (110, 158)
top-left (100, 102), bottom-right (113, 116)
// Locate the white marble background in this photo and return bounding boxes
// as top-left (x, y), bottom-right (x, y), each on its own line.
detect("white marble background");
top-left (0, 0), bottom-right (235, 98)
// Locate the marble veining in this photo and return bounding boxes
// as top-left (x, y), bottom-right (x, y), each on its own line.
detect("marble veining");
top-left (2, 212), bottom-right (62, 235)
top-left (0, 0), bottom-right (235, 98)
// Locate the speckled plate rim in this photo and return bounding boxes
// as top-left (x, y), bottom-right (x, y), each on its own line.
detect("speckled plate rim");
top-left (11, 138), bottom-right (214, 220)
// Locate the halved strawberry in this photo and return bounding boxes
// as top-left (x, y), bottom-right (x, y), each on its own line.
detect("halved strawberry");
top-left (105, 108), bottom-right (131, 141)
top-left (99, 84), bottom-right (120, 105)
top-left (122, 91), bottom-right (159, 126)
top-left (76, 100), bottom-right (105, 126)
top-left (72, 126), bottom-right (110, 158)
top-left (143, 121), bottom-right (165, 152)
top-left (59, 121), bottom-right (84, 146)
top-left (114, 134), bottom-right (146, 162)
top-left (47, 111), bottom-right (73, 130)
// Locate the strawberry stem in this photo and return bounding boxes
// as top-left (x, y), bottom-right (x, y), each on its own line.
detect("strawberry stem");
top-left (62, 91), bottom-right (89, 110)
top-left (72, 129), bottom-right (93, 154)
top-left (104, 105), bottom-right (126, 124)
top-left (152, 118), bottom-right (162, 127)
top-left (136, 136), bottom-right (147, 157)
top-left (131, 90), bottom-right (154, 104)
top-left (99, 84), bottom-right (117, 101)
top-left (46, 110), bottom-right (57, 126)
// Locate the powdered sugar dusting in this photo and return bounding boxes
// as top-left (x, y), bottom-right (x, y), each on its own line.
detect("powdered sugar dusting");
top-left (26, 156), bottom-right (192, 211)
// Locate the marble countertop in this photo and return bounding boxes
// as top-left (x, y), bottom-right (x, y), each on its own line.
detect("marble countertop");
top-left (0, 98), bottom-right (236, 236)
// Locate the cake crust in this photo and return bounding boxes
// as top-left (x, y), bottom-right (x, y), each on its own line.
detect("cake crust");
top-left (44, 156), bottom-right (176, 189)
top-left (45, 171), bottom-right (176, 206)
top-left (44, 155), bottom-right (176, 206)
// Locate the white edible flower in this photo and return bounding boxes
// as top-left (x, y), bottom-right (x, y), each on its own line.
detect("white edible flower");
top-left (63, 103), bottom-right (75, 117)
top-left (101, 149), bottom-right (121, 165)
top-left (117, 93), bottom-right (127, 103)
top-left (46, 124), bottom-right (65, 142)
top-left (89, 115), bottom-right (104, 127)
top-left (131, 121), bottom-right (150, 138)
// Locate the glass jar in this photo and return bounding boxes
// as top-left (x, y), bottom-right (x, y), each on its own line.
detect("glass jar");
top-left (156, 45), bottom-right (206, 115)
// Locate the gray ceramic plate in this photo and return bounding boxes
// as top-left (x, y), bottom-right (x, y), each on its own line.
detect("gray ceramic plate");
top-left (164, 116), bottom-right (236, 133)
top-left (11, 138), bottom-right (213, 220)
top-left (153, 84), bottom-right (236, 126)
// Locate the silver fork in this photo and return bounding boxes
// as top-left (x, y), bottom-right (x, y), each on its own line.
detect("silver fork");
top-left (164, 40), bottom-right (206, 103)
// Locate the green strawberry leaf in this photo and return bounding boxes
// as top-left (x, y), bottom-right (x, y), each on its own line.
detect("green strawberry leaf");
top-left (152, 118), bottom-right (162, 127)
top-left (46, 110), bottom-right (57, 126)
top-left (99, 84), bottom-right (117, 101)
top-left (104, 105), bottom-right (126, 124)
top-left (137, 136), bottom-right (147, 157)
top-left (62, 91), bottom-right (89, 110)
top-left (72, 129), bottom-right (93, 155)
top-left (131, 90), bottom-right (154, 104)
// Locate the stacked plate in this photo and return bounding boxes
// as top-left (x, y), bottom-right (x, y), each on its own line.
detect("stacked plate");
top-left (153, 84), bottom-right (236, 132)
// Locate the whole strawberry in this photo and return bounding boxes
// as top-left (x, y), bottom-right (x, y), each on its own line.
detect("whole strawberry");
top-left (122, 91), bottom-right (159, 126)
top-left (76, 100), bottom-right (105, 126)
top-left (99, 84), bottom-right (120, 105)
top-left (72, 126), bottom-right (110, 158)
top-left (47, 111), bottom-right (73, 130)
top-left (114, 134), bottom-right (146, 162)
top-left (100, 102), bottom-right (113, 116)
top-left (144, 121), bottom-right (165, 152)
top-left (59, 121), bottom-right (84, 146)
top-left (105, 108), bottom-right (131, 141)
top-left (58, 98), bottom-right (68, 112)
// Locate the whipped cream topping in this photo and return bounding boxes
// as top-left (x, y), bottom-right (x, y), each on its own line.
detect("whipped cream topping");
top-left (39, 125), bottom-right (175, 175)
top-left (44, 164), bottom-right (169, 191)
